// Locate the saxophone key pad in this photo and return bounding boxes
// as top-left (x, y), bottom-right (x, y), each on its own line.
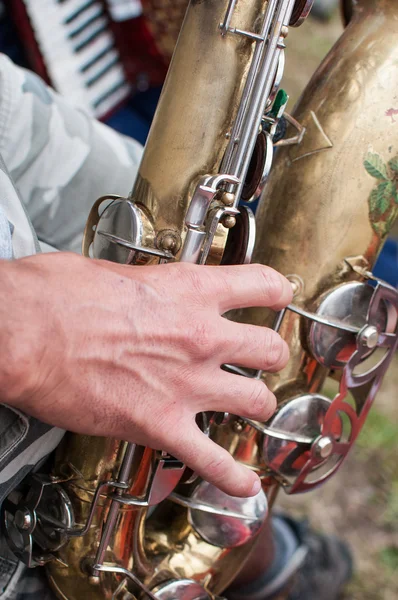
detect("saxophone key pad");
top-left (83, 196), bottom-right (171, 264)
top-left (308, 282), bottom-right (388, 369)
top-left (188, 480), bottom-right (268, 548)
top-left (262, 393), bottom-right (341, 485)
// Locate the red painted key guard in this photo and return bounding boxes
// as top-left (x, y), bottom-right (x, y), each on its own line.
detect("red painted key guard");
top-left (286, 277), bottom-right (398, 494)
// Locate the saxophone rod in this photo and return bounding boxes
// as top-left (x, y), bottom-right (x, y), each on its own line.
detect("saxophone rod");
top-left (223, 0), bottom-right (296, 204)
top-left (221, 0), bottom-right (278, 169)
top-left (92, 443), bottom-right (137, 574)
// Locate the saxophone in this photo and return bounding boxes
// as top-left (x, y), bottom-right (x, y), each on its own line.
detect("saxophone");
top-left (2, 0), bottom-right (398, 599)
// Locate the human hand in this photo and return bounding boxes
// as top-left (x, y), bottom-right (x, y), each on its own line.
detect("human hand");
top-left (0, 253), bottom-right (292, 497)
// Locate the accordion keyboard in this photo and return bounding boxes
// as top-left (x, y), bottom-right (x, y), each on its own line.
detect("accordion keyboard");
top-left (23, 0), bottom-right (132, 118)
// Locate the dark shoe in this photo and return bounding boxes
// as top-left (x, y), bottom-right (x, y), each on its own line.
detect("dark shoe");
top-left (226, 514), bottom-right (353, 600)
top-left (283, 516), bottom-right (353, 600)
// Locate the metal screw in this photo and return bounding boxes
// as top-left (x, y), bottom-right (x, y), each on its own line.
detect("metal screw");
top-left (232, 420), bottom-right (244, 433)
top-left (222, 215), bottom-right (237, 229)
top-left (15, 509), bottom-right (32, 531)
top-left (359, 325), bottom-right (379, 349)
top-left (160, 234), bottom-right (176, 251)
top-left (281, 25), bottom-right (289, 38)
top-left (156, 230), bottom-right (181, 254)
top-left (313, 436), bottom-right (333, 459)
top-left (286, 274), bottom-right (304, 297)
top-left (221, 192), bottom-right (235, 206)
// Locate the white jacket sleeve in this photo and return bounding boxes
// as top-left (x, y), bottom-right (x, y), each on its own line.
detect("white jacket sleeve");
top-left (0, 53), bottom-right (143, 253)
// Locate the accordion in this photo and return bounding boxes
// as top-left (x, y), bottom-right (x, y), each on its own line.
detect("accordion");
top-left (5, 0), bottom-right (187, 119)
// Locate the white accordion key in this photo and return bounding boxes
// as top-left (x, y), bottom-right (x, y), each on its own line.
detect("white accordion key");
top-left (106, 0), bottom-right (143, 21)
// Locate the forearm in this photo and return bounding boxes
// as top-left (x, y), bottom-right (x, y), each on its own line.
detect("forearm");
top-left (0, 257), bottom-right (65, 504)
top-left (0, 258), bottom-right (40, 406)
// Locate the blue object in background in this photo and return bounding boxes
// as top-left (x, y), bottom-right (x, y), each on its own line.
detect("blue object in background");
top-left (0, 2), bottom-right (29, 68)
top-left (105, 87), bottom-right (162, 146)
top-left (373, 238), bottom-right (398, 288)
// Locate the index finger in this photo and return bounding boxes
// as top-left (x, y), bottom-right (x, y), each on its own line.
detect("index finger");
top-left (198, 263), bottom-right (293, 312)
top-left (98, 260), bottom-right (293, 312)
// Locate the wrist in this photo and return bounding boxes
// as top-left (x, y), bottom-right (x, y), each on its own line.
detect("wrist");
top-left (0, 258), bottom-right (45, 407)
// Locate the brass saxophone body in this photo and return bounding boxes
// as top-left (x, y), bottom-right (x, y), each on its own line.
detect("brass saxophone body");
top-left (3, 1), bottom-right (398, 599)
top-left (225, 0), bottom-right (398, 490)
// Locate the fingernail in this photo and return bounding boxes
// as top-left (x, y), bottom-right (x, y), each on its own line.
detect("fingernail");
top-left (251, 478), bottom-right (261, 496)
